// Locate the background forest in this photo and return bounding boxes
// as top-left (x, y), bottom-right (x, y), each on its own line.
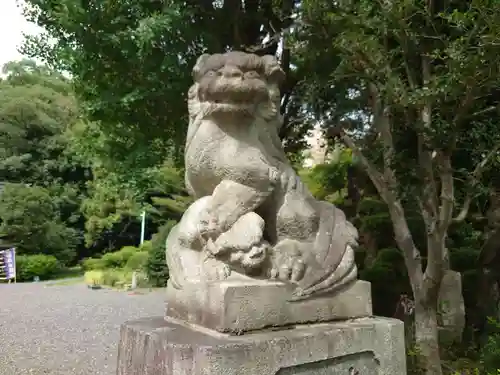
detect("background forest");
top-left (1, 0), bottom-right (500, 374)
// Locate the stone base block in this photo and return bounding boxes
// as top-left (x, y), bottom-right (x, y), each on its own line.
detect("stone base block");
top-left (116, 316), bottom-right (406, 375)
top-left (165, 279), bottom-right (372, 333)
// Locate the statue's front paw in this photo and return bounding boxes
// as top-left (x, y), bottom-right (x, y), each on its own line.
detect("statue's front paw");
top-left (217, 263), bottom-right (231, 280)
top-left (203, 257), bottom-right (231, 281)
top-left (270, 252), bottom-right (305, 283)
top-left (268, 167), bottom-right (280, 184)
top-left (198, 216), bottom-right (221, 241)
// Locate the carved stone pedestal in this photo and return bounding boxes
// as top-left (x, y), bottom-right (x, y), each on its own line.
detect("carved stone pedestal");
top-left (165, 279), bottom-right (373, 333)
top-left (116, 316), bottom-right (406, 375)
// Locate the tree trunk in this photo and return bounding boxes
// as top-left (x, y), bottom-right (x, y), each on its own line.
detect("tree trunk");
top-left (387, 200), bottom-right (444, 375)
top-left (414, 293), bottom-right (443, 375)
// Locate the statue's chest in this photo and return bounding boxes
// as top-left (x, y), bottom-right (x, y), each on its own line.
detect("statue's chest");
top-left (186, 122), bottom-right (272, 193)
top-left (188, 125), bottom-right (264, 171)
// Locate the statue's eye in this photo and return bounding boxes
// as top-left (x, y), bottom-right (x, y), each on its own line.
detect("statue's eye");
top-left (206, 70), bottom-right (216, 77)
top-left (244, 71), bottom-right (260, 79)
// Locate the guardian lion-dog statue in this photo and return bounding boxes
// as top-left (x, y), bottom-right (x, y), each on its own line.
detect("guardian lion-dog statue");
top-left (166, 51), bottom-right (358, 300)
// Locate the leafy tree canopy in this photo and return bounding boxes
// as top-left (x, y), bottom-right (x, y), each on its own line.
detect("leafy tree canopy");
top-left (0, 60), bottom-right (85, 185)
top-left (21, 0), bottom-right (311, 163)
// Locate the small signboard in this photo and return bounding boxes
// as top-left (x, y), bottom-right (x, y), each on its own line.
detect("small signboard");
top-left (0, 248), bottom-right (16, 283)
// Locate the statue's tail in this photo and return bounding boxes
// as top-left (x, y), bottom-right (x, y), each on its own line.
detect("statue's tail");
top-left (290, 201), bottom-right (358, 301)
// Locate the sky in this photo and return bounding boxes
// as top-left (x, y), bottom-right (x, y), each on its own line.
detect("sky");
top-left (0, 0), bottom-right (43, 69)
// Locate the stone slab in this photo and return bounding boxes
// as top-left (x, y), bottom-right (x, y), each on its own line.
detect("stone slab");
top-left (116, 316), bottom-right (406, 375)
top-left (165, 279), bottom-right (372, 333)
top-left (438, 270), bottom-right (465, 344)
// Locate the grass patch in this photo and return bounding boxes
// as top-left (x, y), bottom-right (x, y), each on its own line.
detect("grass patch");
top-left (84, 268), bottom-right (150, 290)
top-left (45, 277), bottom-right (84, 286)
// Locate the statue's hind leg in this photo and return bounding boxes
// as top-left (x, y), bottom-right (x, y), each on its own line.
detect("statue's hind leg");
top-left (274, 190), bottom-right (320, 243)
top-left (261, 191), bottom-right (321, 284)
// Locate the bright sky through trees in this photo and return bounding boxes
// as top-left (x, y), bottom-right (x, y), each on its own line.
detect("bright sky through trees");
top-left (0, 0), bottom-right (42, 69)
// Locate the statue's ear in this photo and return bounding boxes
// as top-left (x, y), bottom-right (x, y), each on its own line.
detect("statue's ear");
top-left (262, 55), bottom-right (286, 84)
top-left (192, 54), bottom-right (211, 81)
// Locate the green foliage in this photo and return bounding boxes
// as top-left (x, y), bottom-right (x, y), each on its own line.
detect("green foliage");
top-left (480, 319), bottom-right (500, 374)
top-left (101, 269), bottom-right (129, 287)
top-left (449, 247), bottom-right (480, 274)
top-left (16, 254), bottom-right (62, 281)
top-left (82, 244), bottom-right (148, 272)
top-left (0, 60), bottom-right (82, 184)
top-left (22, 1), bottom-right (201, 159)
top-left (360, 247), bottom-right (410, 316)
top-left (84, 268), bottom-right (149, 288)
top-left (146, 220), bottom-right (176, 287)
top-left (101, 246), bottom-right (139, 268)
top-left (0, 183), bottom-right (80, 264)
top-left (81, 257), bottom-right (106, 271)
top-left (299, 0), bottom-right (500, 214)
top-left (84, 269), bottom-right (129, 287)
top-left (139, 240), bottom-right (152, 253)
top-left (357, 198), bottom-right (391, 232)
top-left (0, 60), bottom-right (89, 267)
top-left (20, 0), bottom-right (301, 150)
top-left (300, 147), bottom-right (353, 203)
top-left (79, 160), bottom-right (188, 245)
top-left (126, 251), bottom-right (149, 271)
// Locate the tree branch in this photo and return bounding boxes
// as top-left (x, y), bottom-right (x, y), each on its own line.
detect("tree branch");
top-left (438, 152), bottom-right (454, 233)
top-left (368, 83), bottom-right (399, 190)
top-left (421, 151), bottom-right (453, 297)
top-left (340, 131), bottom-right (388, 198)
top-left (417, 51), bottom-right (440, 232)
top-left (340, 131), bottom-right (424, 288)
top-left (453, 142), bottom-right (500, 223)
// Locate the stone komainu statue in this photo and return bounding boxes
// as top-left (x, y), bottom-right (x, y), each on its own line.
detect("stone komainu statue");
top-left (166, 51), bottom-right (358, 300)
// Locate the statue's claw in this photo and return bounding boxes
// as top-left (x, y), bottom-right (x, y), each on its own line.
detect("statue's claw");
top-left (198, 216), bottom-right (220, 242)
top-left (218, 263), bottom-right (231, 279)
top-left (269, 244), bottom-right (306, 284)
top-left (203, 257), bottom-right (231, 281)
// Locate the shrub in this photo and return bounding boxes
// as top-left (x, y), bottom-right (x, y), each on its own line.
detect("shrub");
top-left (126, 251), bottom-right (149, 270)
top-left (16, 254), bottom-right (62, 281)
top-left (146, 220), bottom-right (176, 287)
top-left (101, 246), bottom-right (138, 268)
top-left (119, 246), bottom-right (139, 262)
top-left (81, 257), bottom-right (106, 271)
top-left (101, 252), bottom-right (124, 268)
top-left (102, 269), bottom-right (129, 287)
top-left (480, 318), bottom-right (500, 373)
top-left (360, 248), bottom-right (410, 317)
top-left (84, 270), bottom-right (104, 285)
top-left (140, 240), bottom-right (152, 252)
top-left (84, 269), bottom-right (131, 287)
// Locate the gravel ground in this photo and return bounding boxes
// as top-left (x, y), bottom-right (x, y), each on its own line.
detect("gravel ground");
top-left (0, 282), bottom-right (165, 375)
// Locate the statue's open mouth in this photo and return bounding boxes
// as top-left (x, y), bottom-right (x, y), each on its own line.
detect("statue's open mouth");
top-left (198, 79), bottom-right (269, 114)
top-left (207, 100), bottom-right (255, 113)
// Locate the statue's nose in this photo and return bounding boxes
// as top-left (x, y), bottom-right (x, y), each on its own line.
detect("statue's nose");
top-left (220, 65), bottom-right (243, 78)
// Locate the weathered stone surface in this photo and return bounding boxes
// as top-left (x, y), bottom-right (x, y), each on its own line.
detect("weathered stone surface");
top-left (116, 316), bottom-right (405, 375)
top-left (165, 279), bottom-right (372, 333)
top-left (438, 270), bottom-right (465, 343)
top-left (276, 353), bottom-right (377, 375)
